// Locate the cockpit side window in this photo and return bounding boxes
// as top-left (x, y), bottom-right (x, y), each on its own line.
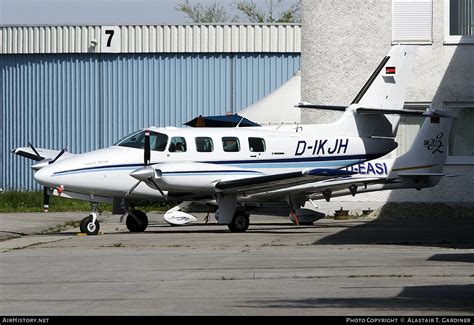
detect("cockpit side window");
top-left (169, 137), bottom-right (187, 153)
top-left (115, 130), bottom-right (168, 152)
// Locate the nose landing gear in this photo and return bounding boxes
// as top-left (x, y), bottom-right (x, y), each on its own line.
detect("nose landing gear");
top-left (79, 203), bottom-right (101, 235)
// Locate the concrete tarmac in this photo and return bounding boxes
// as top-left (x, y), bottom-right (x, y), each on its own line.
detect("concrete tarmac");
top-left (0, 211), bottom-right (473, 316)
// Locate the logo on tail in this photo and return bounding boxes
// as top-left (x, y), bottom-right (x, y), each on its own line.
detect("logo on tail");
top-left (424, 133), bottom-right (444, 154)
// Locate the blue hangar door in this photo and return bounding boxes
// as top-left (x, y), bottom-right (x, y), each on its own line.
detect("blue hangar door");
top-left (1, 53), bottom-right (301, 190)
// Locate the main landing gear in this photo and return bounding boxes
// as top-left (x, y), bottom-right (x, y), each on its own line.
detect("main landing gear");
top-left (125, 209), bottom-right (148, 232)
top-left (228, 210), bottom-right (250, 233)
top-left (79, 203), bottom-right (149, 235)
top-left (216, 209), bottom-right (250, 233)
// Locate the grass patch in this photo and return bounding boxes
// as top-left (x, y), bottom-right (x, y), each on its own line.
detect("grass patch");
top-left (0, 190), bottom-right (178, 213)
top-left (0, 191), bottom-right (92, 213)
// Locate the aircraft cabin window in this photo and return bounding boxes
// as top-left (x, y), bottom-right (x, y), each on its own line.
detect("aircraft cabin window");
top-left (169, 137), bottom-right (187, 153)
top-left (222, 137), bottom-right (240, 152)
top-left (195, 137), bottom-right (214, 152)
top-left (115, 130), bottom-right (168, 152)
top-left (248, 137), bottom-right (266, 152)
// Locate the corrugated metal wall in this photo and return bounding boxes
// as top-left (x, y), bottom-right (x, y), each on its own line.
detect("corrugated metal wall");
top-left (1, 53), bottom-right (301, 190)
top-left (0, 24), bottom-right (301, 54)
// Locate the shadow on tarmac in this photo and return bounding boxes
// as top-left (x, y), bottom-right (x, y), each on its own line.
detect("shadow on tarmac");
top-left (428, 253), bottom-right (474, 263)
top-left (242, 284), bottom-right (474, 313)
top-left (313, 218), bottom-right (474, 248)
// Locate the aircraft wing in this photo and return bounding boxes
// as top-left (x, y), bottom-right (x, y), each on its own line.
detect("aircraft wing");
top-left (242, 174), bottom-right (387, 201)
top-left (215, 168), bottom-right (355, 195)
top-left (11, 147), bottom-right (75, 161)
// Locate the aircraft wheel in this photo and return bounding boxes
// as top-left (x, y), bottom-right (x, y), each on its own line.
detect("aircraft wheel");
top-left (228, 211), bottom-right (250, 233)
top-left (79, 216), bottom-right (88, 233)
top-left (126, 210), bottom-right (148, 232)
top-left (82, 215), bottom-right (100, 236)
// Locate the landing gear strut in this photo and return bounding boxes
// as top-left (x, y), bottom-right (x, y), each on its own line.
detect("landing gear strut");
top-left (80, 203), bottom-right (101, 235)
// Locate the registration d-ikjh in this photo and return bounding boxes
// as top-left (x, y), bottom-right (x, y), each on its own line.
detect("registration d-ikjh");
top-left (295, 138), bottom-right (349, 156)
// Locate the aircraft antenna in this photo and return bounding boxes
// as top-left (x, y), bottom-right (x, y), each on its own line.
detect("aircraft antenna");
top-left (236, 113), bottom-right (246, 128)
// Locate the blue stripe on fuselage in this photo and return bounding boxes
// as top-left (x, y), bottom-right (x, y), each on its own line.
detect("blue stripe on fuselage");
top-left (52, 155), bottom-right (369, 176)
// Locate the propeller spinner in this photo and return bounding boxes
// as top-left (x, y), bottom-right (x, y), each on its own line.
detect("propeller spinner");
top-left (126, 129), bottom-right (165, 197)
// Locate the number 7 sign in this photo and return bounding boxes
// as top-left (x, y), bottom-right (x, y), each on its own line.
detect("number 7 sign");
top-left (101, 26), bottom-right (121, 52)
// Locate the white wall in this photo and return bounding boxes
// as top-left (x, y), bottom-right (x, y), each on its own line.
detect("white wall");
top-left (301, 0), bottom-right (474, 206)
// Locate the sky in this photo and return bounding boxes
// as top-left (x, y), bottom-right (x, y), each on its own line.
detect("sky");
top-left (0, 0), bottom-right (192, 25)
top-left (0, 0), bottom-right (266, 26)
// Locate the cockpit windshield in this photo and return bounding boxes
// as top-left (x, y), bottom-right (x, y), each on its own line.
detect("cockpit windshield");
top-left (115, 130), bottom-right (168, 151)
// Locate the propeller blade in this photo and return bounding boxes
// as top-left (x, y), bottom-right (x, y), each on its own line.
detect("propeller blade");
top-left (144, 129), bottom-right (151, 166)
top-left (148, 177), bottom-right (165, 196)
top-left (28, 142), bottom-right (43, 161)
top-left (125, 181), bottom-right (142, 197)
top-left (50, 147), bottom-right (67, 164)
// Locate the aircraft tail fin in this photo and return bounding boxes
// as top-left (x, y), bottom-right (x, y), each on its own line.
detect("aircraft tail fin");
top-left (298, 44), bottom-right (418, 138)
top-left (353, 44), bottom-right (417, 110)
top-left (388, 109), bottom-right (453, 187)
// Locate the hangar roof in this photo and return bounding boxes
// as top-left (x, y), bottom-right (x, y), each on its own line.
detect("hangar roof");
top-left (0, 24), bottom-right (301, 54)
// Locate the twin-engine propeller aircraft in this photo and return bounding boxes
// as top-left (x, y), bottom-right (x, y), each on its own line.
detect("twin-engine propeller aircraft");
top-left (13, 44), bottom-right (431, 235)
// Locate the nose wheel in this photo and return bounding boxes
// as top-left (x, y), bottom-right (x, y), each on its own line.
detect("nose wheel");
top-left (79, 203), bottom-right (101, 235)
top-left (79, 215), bottom-right (100, 235)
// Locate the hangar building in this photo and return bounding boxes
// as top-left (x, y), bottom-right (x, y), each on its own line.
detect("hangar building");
top-left (0, 24), bottom-right (301, 190)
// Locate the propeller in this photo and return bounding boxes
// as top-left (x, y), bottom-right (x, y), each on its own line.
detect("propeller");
top-left (28, 142), bottom-right (67, 212)
top-left (28, 142), bottom-right (43, 161)
top-left (125, 129), bottom-right (165, 197)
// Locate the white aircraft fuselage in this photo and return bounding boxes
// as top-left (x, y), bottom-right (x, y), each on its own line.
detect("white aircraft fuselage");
top-left (33, 122), bottom-right (397, 200)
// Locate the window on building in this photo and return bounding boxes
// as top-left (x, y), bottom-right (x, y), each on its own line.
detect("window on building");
top-left (168, 137), bottom-right (187, 152)
top-left (392, 0), bottom-right (433, 44)
top-left (447, 106), bottom-right (474, 163)
top-left (445, 0), bottom-right (474, 43)
top-left (222, 137), bottom-right (240, 152)
top-left (395, 116), bottom-right (424, 156)
top-left (195, 137), bottom-right (214, 152)
top-left (396, 103), bottom-right (474, 164)
top-left (248, 137), bottom-right (266, 152)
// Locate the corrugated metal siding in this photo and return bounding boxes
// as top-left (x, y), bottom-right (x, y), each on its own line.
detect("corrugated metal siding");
top-left (1, 53), bottom-right (300, 190)
top-left (0, 24), bottom-right (301, 54)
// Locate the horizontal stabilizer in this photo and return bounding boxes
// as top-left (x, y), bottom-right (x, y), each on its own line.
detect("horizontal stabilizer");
top-left (356, 107), bottom-right (426, 116)
top-left (397, 172), bottom-right (445, 177)
top-left (295, 103), bottom-right (347, 111)
top-left (295, 103), bottom-right (429, 117)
